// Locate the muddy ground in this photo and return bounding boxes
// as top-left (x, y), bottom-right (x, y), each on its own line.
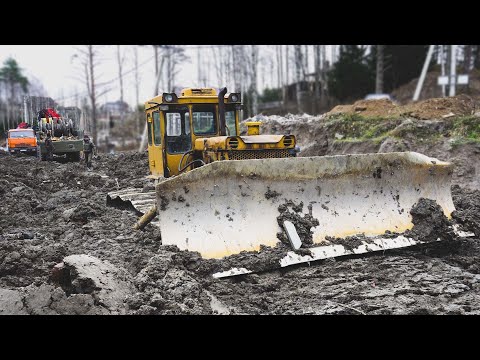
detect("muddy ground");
top-left (1, 144), bottom-right (480, 315)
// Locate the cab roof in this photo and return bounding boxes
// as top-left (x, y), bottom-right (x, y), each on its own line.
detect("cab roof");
top-left (145, 87), bottom-right (233, 110)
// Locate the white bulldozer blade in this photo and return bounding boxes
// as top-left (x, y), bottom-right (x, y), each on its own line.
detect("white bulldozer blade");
top-left (155, 152), bottom-right (456, 276)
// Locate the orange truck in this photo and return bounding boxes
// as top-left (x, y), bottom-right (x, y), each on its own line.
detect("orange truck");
top-left (7, 128), bottom-right (38, 155)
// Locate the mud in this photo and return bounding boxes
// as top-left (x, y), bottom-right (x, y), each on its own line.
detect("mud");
top-left (265, 187), bottom-right (281, 200)
top-left (405, 198), bottom-right (455, 243)
top-left (452, 185), bottom-right (480, 238)
top-left (276, 200), bottom-right (319, 247)
top-left (0, 151), bottom-right (160, 314)
top-left (2, 138), bottom-right (480, 314)
top-left (326, 234), bottom-right (375, 252)
top-left (203, 244), bottom-right (290, 275)
top-left (327, 98), bottom-right (400, 118)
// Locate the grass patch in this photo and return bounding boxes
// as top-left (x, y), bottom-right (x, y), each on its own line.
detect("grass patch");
top-left (325, 114), bottom-right (401, 140)
top-left (449, 137), bottom-right (480, 147)
top-left (326, 114), bottom-right (480, 145)
top-left (451, 116), bottom-right (480, 140)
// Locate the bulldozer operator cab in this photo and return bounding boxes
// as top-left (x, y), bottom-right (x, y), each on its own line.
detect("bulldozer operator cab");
top-left (145, 87), bottom-right (297, 178)
top-left (145, 88), bottom-right (239, 177)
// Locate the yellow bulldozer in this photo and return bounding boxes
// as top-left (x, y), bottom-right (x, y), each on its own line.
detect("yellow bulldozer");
top-left (109, 87), bottom-right (457, 278)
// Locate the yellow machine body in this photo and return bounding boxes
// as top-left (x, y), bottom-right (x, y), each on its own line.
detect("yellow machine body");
top-left (141, 88), bottom-right (456, 276)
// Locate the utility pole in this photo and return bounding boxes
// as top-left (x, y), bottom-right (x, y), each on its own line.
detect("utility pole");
top-left (413, 45), bottom-right (435, 101)
top-left (449, 45), bottom-right (457, 96)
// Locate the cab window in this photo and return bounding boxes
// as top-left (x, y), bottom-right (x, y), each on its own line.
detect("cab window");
top-left (147, 113), bottom-right (153, 146)
top-left (165, 108), bottom-right (191, 154)
top-left (166, 113), bottom-right (181, 136)
top-left (192, 105), bottom-right (216, 135)
top-left (225, 110), bottom-right (237, 136)
top-left (153, 111), bottom-right (161, 145)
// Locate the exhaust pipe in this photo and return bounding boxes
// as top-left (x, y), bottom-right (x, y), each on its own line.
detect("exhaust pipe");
top-left (218, 87), bottom-right (227, 136)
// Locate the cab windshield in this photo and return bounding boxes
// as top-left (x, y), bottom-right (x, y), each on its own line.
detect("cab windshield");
top-left (9, 130), bottom-right (34, 138)
top-left (192, 104), bottom-right (217, 135)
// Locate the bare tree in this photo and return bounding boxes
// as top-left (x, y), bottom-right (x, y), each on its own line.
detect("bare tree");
top-left (139, 45), bottom-right (164, 151)
top-left (283, 45), bottom-right (290, 107)
top-left (197, 47), bottom-right (202, 87)
top-left (151, 45), bottom-right (166, 95)
top-left (0, 79), bottom-right (5, 132)
top-left (211, 46), bottom-right (224, 87)
top-left (375, 45), bottom-right (384, 94)
top-left (87, 48), bottom-right (98, 144)
top-left (250, 45), bottom-right (259, 115)
top-left (294, 45), bottom-right (304, 113)
top-left (28, 75), bottom-right (47, 97)
top-left (132, 46), bottom-right (141, 138)
top-left (314, 45), bottom-right (321, 113)
top-left (73, 45), bottom-right (107, 144)
top-left (116, 44), bottom-right (126, 150)
top-left (463, 45), bottom-right (472, 72)
top-left (276, 45), bottom-right (282, 89)
top-left (286, 45), bottom-right (290, 85)
top-left (225, 46), bottom-right (233, 88)
top-left (232, 45), bottom-right (243, 92)
top-left (154, 45), bottom-right (160, 95)
top-left (116, 45), bottom-right (125, 104)
top-left (164, 45), bottom-right (187, 91)
top-left (303, 45), bottom-right (309, 78)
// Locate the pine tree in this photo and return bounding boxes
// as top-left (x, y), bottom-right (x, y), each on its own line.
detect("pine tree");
top-left (327, 45), bottom-right (373, 101)
top-left (368, 45), bottom-right (431, 93)
top-left (0, 57), bottom-right (29, 129)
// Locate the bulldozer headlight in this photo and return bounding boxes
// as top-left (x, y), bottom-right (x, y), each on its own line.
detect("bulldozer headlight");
top-left (162, 93), bottom-right (178, 103)
top-left (228, 93), bottom-right (241, 103)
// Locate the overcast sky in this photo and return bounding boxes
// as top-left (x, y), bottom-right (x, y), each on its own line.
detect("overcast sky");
top-left (0, 45), bottom-right (335, 109)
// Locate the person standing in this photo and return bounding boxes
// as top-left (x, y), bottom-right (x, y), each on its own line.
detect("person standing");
top-left (83, 134), bottom-right (96, 170)
top-left (45, 132), bottom-right (55, 161)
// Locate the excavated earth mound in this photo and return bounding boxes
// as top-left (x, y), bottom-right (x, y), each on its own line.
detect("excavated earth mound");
top-left (324, 94), bottom-right (479, 120)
